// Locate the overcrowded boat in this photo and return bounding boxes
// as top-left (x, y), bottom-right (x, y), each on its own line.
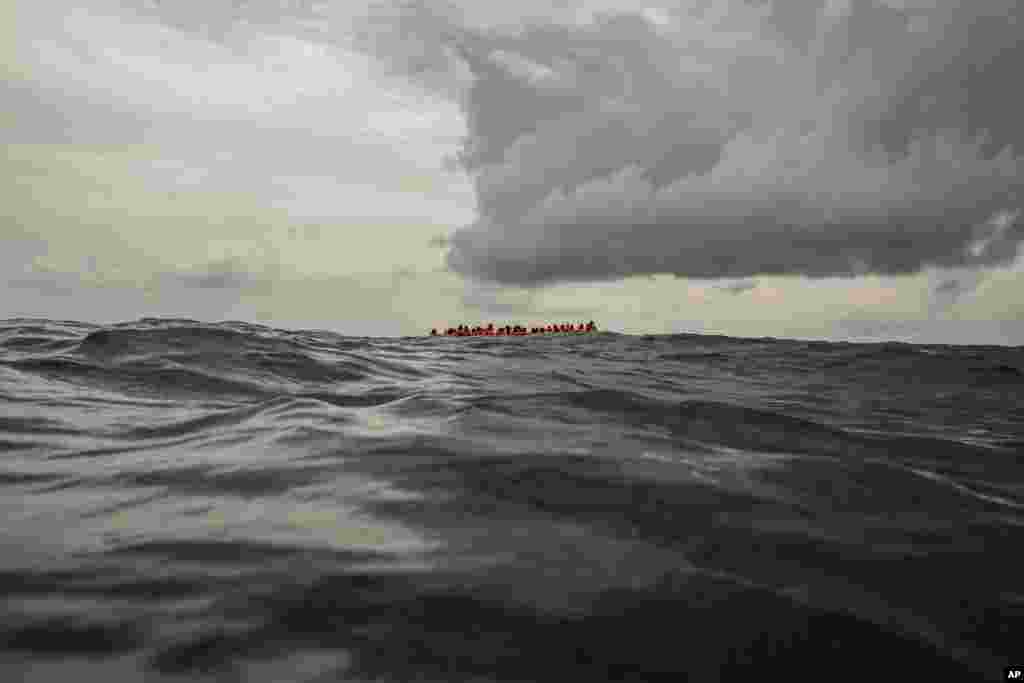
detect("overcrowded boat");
top-left (430, 321), bottom-right (597, 336)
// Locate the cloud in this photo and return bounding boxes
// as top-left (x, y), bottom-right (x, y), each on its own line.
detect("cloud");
top-left (361, 0), bottom-right (1024, 287)
top-left (172, 258), bottom-right (266, 290)
top-left (716, 280), bottom-right (757, 295)
top-left (8, 0), bottom-right (1024, 341)
top-left (5, 276), bottom-right (79, 297)
top-left (458, 279), bottom-right (596, 319)
top-left (933, 278), bottom-right (968, 297)
top-left (924, 208), bottom-right (1021, 312)
top-left (3, 2), bottom-right (474, 319)
top-left (459, 280), bottom-right (539, 316)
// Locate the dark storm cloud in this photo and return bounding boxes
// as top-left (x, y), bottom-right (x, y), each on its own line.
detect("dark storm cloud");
top-left (372, 0), bottom-right (1024, 287)
top-left (927, 269), bottom-right (986, 312)
top-left (926, 207), bottom-right (1021, 310)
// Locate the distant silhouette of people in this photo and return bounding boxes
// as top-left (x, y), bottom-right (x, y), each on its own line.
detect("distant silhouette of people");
top-left (433, 320), bottom-right (598, 336)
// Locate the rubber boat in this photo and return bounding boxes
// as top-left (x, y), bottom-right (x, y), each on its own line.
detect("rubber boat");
top-left (430, 323), bottom-right (597, 337)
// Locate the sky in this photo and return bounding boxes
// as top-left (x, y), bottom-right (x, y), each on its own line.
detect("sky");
top-left (3, 0), bottom-right (1023, 344)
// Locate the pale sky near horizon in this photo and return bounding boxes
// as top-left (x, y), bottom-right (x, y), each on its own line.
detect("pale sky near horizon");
top-left (3, 0), bottom-right (1023, 344)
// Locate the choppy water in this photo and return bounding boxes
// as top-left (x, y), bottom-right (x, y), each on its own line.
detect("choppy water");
top-left (0, 317), bottom-right (1021, 681)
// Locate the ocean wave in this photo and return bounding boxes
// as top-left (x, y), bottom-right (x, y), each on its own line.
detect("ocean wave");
top-left (0, 317), bottom-right (1020, 681)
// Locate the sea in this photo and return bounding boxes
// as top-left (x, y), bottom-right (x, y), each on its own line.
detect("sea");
top-left (0, 317), bottom-right (1020, 682)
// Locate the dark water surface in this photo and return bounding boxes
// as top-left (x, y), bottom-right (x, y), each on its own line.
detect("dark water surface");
top-left (0, 317), bottom-right (1021, 681)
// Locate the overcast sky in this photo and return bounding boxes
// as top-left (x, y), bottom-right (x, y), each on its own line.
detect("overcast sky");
top-left (3, 0), bottom-right (1023, 343)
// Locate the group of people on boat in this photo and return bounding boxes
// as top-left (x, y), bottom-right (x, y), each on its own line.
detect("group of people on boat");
top-left (431, 321), bottom-right (597, 336)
